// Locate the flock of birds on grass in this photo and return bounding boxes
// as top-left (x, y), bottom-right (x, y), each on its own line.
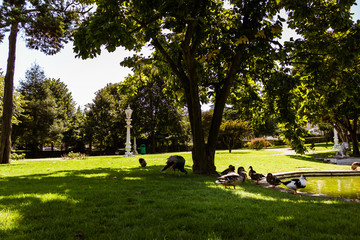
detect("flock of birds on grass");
top-left (139, 155), bottom-right (307, 194)
top-left (215, 164), bottom-right (307, 194)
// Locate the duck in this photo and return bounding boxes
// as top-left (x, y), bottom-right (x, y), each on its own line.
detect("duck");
top-left (282, 175), bottom-right (307, 194)
top-left (248, 166), bottom-right (265, 184)
top-left (221, 165), bottom-right (235, 175)
top-left (215, 166), bottom-right (247, 189)
top-left (266, 173), bottom-right (282, 188)
top-left (237, 166), bottom-right (247, 179)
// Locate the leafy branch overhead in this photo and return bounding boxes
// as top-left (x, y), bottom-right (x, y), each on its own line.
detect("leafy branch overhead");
top-left (73, 0), bottom-right (357, 174)
top-left (0, 0), bottom-right (90, 164)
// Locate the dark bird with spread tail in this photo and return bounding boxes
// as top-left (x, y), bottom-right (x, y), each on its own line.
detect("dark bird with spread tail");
top-left (249, 166), bottom-right (265, 184)
top-left (266, 173), bottom-right (282, 188)
top-left (351, 162), bottom-right (360, 170)
top-left (282, 175), bottom-right (307, 194)
top-left (139, 158), bottom-right (147, 167)
top-left (215, 166), bottom-right (247, 189)
top-left (160, 155), bottom-right (188, 175)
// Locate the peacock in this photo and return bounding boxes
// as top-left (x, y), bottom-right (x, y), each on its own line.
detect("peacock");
top-left (139, 158), bottom-right (147, 167)
top-left (249, 166), bottom-right (265, 184)
top-left (351, 162), bottom-right (360, 170)
top-left (215, 166), bottom-right (247, 189)
top-left (160, 155), bottom-right (188, 175)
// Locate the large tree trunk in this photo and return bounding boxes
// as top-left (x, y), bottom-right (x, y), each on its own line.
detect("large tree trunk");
top-left (0, 23), bottom-right (18, 164)
top-left (335, 117), bottom-right (360, 156)
top-left (347, 118), bottom-right (359, 156)
top-left (152, 19), bottom-right (245, 175)
top-left (349, 128), bottom-right (359, 156)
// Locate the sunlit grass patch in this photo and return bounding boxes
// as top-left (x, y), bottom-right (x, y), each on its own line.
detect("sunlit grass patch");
top-left (0, 209), bottom-right (22, 231)
top-left (0, 148), bottom-right (358, 239)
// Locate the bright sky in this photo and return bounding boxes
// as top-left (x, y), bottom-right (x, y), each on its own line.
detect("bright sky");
top-left (0, 2), bottom-right (359, 108)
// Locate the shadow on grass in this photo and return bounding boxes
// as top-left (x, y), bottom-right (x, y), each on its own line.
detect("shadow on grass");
top-left (215, 150), bottom-right (283, 155)
top-left (216, 151), bottom-right (253, 155)
top-left (287, 151), bottom-right (339, 164)
top-left (1, 165), bottom-right (359, 240)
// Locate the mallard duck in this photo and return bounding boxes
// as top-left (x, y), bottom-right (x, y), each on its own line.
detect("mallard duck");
top-left (266, 173), bottom-right (282, 188)
top-left (160, 155), bottom-right (187, 175)
top-left (249, 166), bottom-right (265, 184)
top-left (139, 158), bottom-right (147, 167)
top-left (237, 166), bottom-right (247, 179)
top-left (282, 175), bottom-right (307, 194)
top-left (221, 165), bottom-right (235, 175)
top-left (215, 166), bottom-right (247, 189)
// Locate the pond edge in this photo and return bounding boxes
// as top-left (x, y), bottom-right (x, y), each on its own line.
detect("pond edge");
top-left (258, 170), bottom-right (360, 203)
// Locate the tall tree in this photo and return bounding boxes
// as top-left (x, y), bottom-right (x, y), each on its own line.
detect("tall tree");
top-left (219, 119), bottom-right (253, 153)
top-left (0, 0), bottom-right (88, 163)
top-left (84, 83), bottom-right (124, 153)
top-left (119, 64), bottom-right (191, 153)
top-left (14, 64), bottom-right (77, 153)
top-left (0, 72), bottom-right (24, 128)
top-left (15, 64), bottom-right (57, 153)
top-left (44, 78), bottom-right (76, 150)
top-left (73, 0), bottom-right (355, 175)
top-left (63, 107), bottom-right (86, 152)
top-left (285, 2), bottom-right (360, 155)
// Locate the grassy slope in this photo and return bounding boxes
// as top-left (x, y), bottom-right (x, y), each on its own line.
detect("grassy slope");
top-left (0, 149), bottom-right (359, 240)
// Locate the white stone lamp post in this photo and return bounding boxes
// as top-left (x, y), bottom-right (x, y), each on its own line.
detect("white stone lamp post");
top-left (133, 137), bottom-right (138, 155)
top-left (333, 127), bottom-right (340, 149)
top-left (124, 105), bottom-right (133, 157)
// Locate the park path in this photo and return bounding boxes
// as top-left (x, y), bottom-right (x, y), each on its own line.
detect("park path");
top-left (20, 148), bottom-right (335, 161)
top-left (262, 148), bottom-right (335, 155)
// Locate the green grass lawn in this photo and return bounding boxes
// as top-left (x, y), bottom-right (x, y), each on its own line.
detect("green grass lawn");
top-left (1, 148), bottom-right (359, 240)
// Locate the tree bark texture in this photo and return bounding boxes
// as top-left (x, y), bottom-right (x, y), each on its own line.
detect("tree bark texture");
top-left (0, 23), bottom-right (18, 164)
top-left (335, 118), bottom-right (360, 156)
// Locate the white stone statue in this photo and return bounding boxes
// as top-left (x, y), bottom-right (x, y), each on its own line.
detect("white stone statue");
top-left (335, 142), bottom-right (350, 158)
top-left (333, 128), bottom-right (341, 149)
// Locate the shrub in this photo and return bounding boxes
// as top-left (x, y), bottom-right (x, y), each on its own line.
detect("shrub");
top-left (62, 151), bottom-right (88, 160)
top-left (10, 152), bottom-right (26, 160)
top-left (304, 136), bottom-right (327, 144)
top-left (248, 138), bottom-right (271, 150)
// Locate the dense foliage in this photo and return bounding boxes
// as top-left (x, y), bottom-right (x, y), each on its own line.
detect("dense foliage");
top-left (1, 0), bottom-right (359, 168)
top-left (0, 0), bottom-right (89, 163)
top-left (13, 64), bottom-right (77, 153)
top-left (73, 0), bottom-right (357, 175)
top-left (83, 69), bottom-right (191, 154)
top-left (219, 119), bottom-right (253, 153)
top-left (73, 0), bottom-right (285, 175)
top-left (289, 19), bottom-right (360, 155)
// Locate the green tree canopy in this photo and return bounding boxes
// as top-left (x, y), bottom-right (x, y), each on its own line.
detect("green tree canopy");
top-left (219, 119), bottom-right (253, 153)
top-left (84, 83), bottom-right (124, 153)
top-left (119, 64), bottom-right (191, 153)
top-left (73, 0), bottom-right (356, 175)
top-left (14, 63), bottom-right (77, 153)
top-left (286, 3), bottom-right (360, 155)
top-left (0, 0), bottom-right (89, 163)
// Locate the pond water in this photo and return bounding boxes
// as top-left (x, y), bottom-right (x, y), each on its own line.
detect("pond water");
top-left (281, 176), bottom-right (360, 200)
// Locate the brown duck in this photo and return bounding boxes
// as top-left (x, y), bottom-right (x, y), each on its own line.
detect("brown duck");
top-left (215, 167), bottom-right (247, 189)
top-left (249, 166), bottom-right (265, 184)
top-left (266, 173), bottom-right (282, 188)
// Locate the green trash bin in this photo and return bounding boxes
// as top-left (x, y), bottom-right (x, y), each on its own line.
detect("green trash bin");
top-left (140, 144), bottom-right (146, 154)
